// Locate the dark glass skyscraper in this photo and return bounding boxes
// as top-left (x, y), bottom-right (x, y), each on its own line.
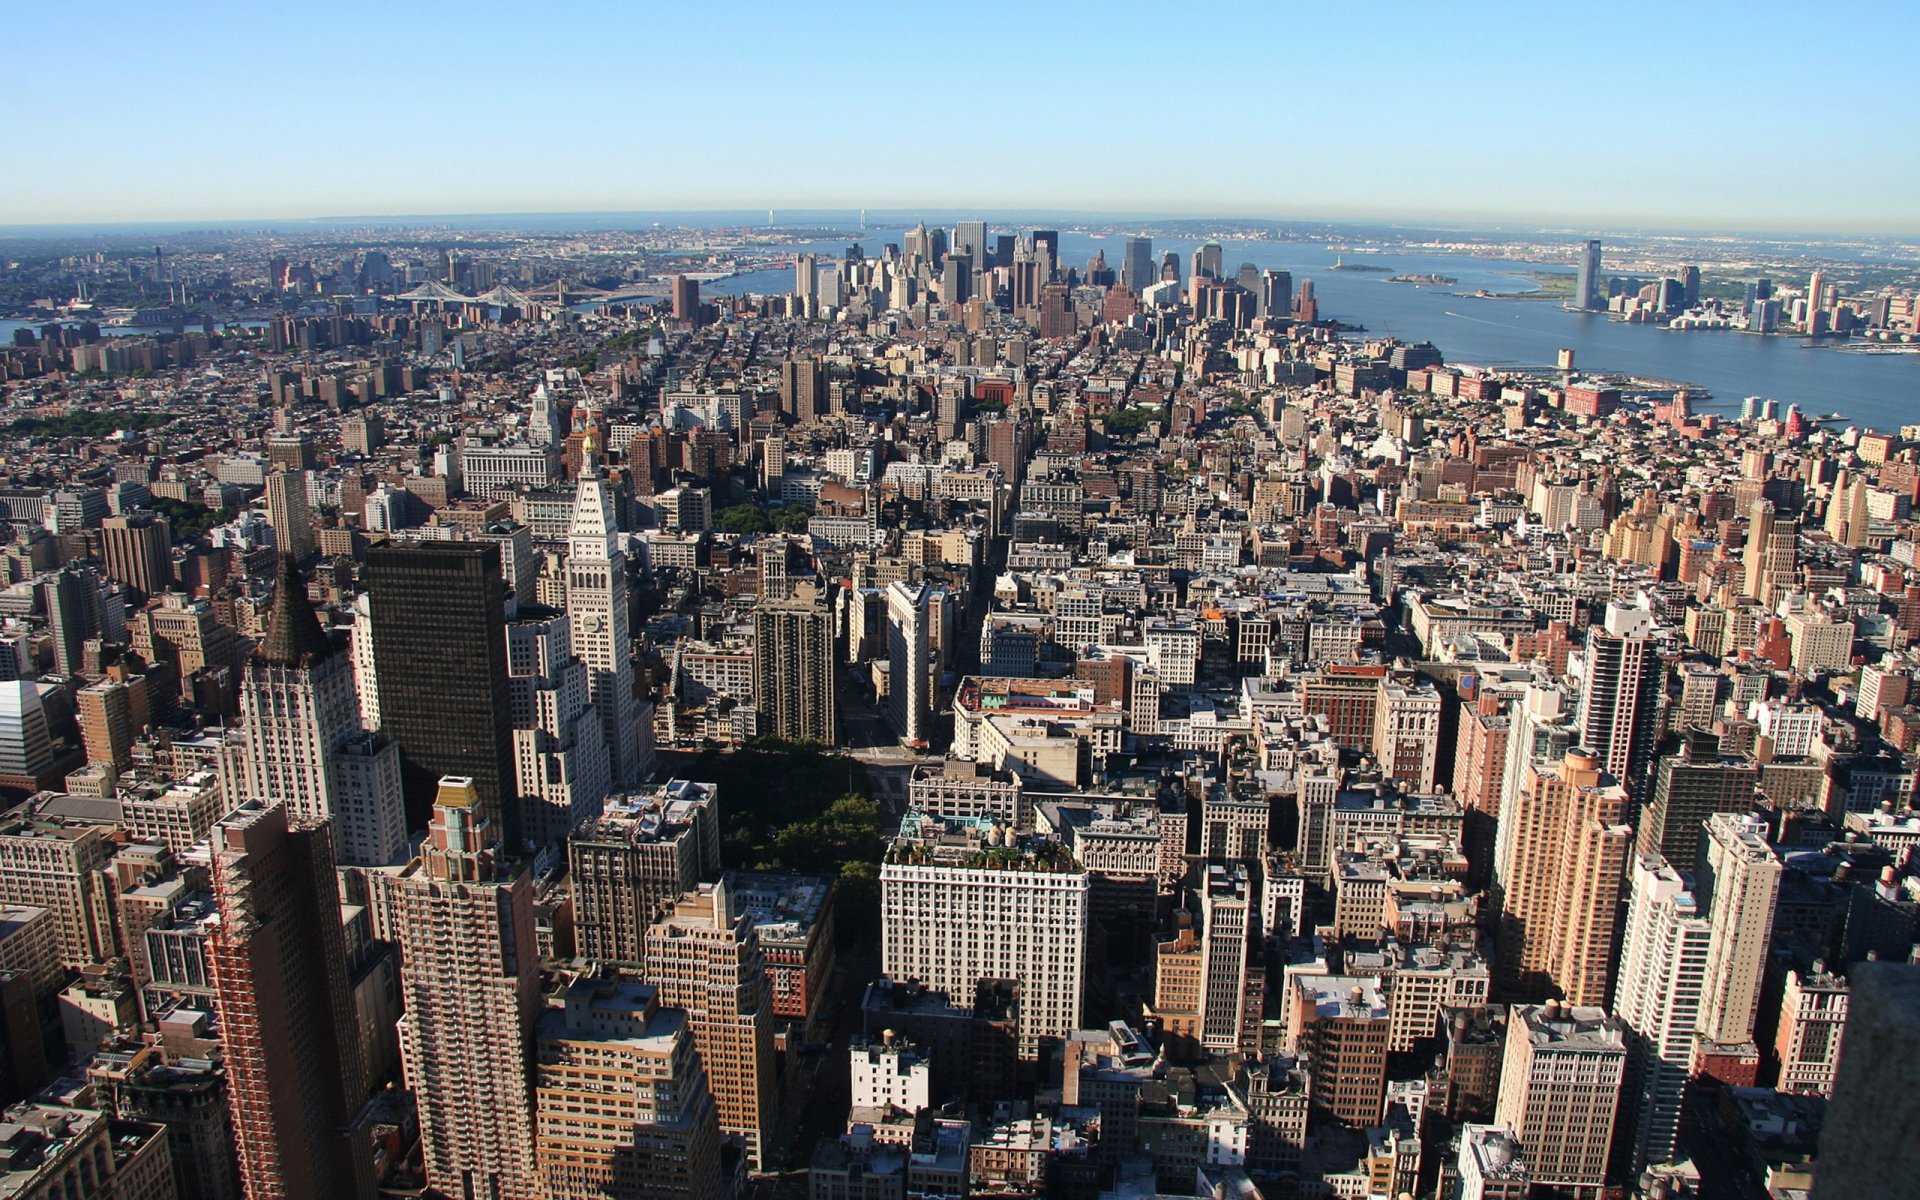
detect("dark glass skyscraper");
top-left (366, 541), bottom-right (516, 842)
top-left (1576, 238), bottom-right (1604, 310)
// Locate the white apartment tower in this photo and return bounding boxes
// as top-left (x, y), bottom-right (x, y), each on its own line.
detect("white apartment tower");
top-left (1615, 855), bottom-right (1712, 1175)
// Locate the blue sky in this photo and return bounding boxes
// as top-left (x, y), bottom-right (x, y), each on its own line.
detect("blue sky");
top-left (4, 0), bottom-right (1914, 232)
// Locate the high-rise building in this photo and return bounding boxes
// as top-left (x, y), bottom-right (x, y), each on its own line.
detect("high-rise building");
top-left (1496, 748), bottom-right (1632, 1006)
top-left (779, 356), bottom-right (825, 424)
top-left (1285, 975), bottom-right (1391, 1127)
top-left (1696, 813), bottom-right (1781, 1048)
top-left (77, 678), bottom-right (139, 773)
top-left (264, 469), bottom-right (314, 562)
top-left (752, 592), bottom-right (837, 744)
top-left (533, 978), bottom-right (725, 1200)
top-left (1373, 672), bottom-right (1442, 792)
top-left (1121, 237), bottom-right (1154, 295)
top-left (1577, 602), bottom-right (1663, 795)
top-left (1614, 855), bottom-right (1712, 1176)
top-left (208, 802), bottom-right (370, 1200)
top-left (1193, 241), bottom-right (1223, 281)
top-left (1196, 864), bottom-right (1256, 1056)
top-left (881, 812), bottom-right (1090, 1053)
top-left (1773, 965), bottom-right (1847, 1097)
top-left (568, 428), bottom-right (645, 787)
top-left (1575, 239), bottom-right (1603, 310)
top-left (1742, 499), bottom-right (1797, 608)
top-left (953, 221), bottom-right (987, 270)
top-left (671, 274), bottom-right (701, 323)
top-left (243, 555), bottom-right (406, 867)
top-left (384, 777), bottom-right (542, 1200)
top-left (644, 880), bottom-right (779, 1171)
top-left (99, 512), bottom-right (173, 601)
top-left (505, 606), bottom-right (610, 848)
top-left (1494, 1003), bottom-right (1626, 1199)
top-left (885, 581), bottom-right (933, 749)
top-left (0, 794), bottom-right (116, 968)
top-left (1637, 730), bottom-right (1757, 868)
top-left (570, 780), bottom-right (720, 965)
top-left (366, 542), bottom-right (516, 841)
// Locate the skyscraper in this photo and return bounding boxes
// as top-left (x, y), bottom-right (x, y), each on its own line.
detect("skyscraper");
top-left (385, 777), bottom-right (542, 1200)
top-left (752, 592), bottom-right (837, 744)
top-left (570, 779), bottom-right (720, 966)
top-left (366, 541), bottom-right (516, 841)
top-left (99, 512), bottom-right (173, 602)
top-left (208, 802), bottom-right (370, 1200)
top-left (1742, 499), bottom-right (1797, 607)
top-left (568, 426), bottom-right (645, 788)
top-left (1575, 239), bottom-right (1603, 310)
top-left (1577, 602), bottom-right (1663, 795)
top-left (1696, 813), bottom-right (1781, 1048)
top-left (1614, 854), bottom-right (1711, 1176)
top-left (1495, 1004), bottom-right (1626, 1199)
top-left (1637, 730), bottom-right (1758, 868)
top-left (953, 220), bottom-right (987, 270)
top-left (506, 606), bottom-right (610, 848)
top-left (885, 581), bottom-right (933, 749)
top-left (243, 554), bottom-right (406, 867)
top-left (533, 978), bottom-right (725, 1200)
top-left (1496, 748), bottom-right (1633, 1006)
top-left (644, 880), bottom-right (779, 1172)
top-left (1121, 237), bottom-right (1154, 295)
top-left (264, 468), bottom-right (314, 562)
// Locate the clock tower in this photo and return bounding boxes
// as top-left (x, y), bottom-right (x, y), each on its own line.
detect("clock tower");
top-left (567, 419), bottom-right (643, 786)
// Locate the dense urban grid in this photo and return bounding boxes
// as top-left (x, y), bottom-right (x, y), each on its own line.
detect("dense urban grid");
top-left (0, 216), bottom-right (1914, 1200)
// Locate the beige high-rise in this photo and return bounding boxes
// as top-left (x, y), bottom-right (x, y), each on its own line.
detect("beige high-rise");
top-left (644, 879), bottom-right (779, 1172)
top-left (1496, 749), bottom-right (1632, 1006)
top-left (1495, 1004), bottom-right (1626, 1200)
top-left (384, 777), bottom-right (542, 1199)
top-left (534, 977), bottom-right (725, 1200)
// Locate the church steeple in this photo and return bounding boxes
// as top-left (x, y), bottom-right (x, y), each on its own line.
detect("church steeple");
top-left (259, 553), bottom-right (334, 667)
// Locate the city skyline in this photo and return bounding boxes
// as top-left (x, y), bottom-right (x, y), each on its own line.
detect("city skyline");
top-left (5, 1), bottom-right (1917, 233)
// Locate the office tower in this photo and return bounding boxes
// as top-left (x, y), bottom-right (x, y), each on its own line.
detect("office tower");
top-left (1285, 976), bottom-right (1391, 1126)
top-left (506, 607), bottom-right (610, 849)
top-left (40, 565), bottom-right (105, 677)
top-left (1495, 1004), bottom-right (1626, 1200)
top-left (1696, 813), bottom-right (1781, 1047)
top-left (208, 802), bottom-right (370, 1200)
top-left (1496, 748), bottom-right (1632, 1006)
top-left (1742, 499), bottom-right (1796, 607)
top-left (644, 880), bottom-right (779, 1171)
top-left (1804, 268), bottom-right (1828, 325)
top-left (671, 274), bottom-right (700, 323)
top-left (1373, 672), bottom-right (1442, 792)
top-left (99, 512), bottom-right (173, 601)
top-left (1159, 250), bottom-right (1181, 283)
top-left (940, 254), bottom-right (972, 305)
top-left (885, 581), bottom-right (933, 749)
top-left (1294, 279), bottom-right (1317, 323)
top-left (1037, 281), bottom-right (1075, 338)
top-left (881, 813), bottom-right (1090, 1053)
top-left (1121, 237), bottom-right (1153, 294)
top-left (1637, 731), bottom-right (1757, 867)
top-left (366, 542), bottom-right (515, 840)
top-left (1614, 855), bottom-right (1711, 1176)
top-left (569, 429), bottom-right (644, 787)
top-left (1260, 270), bottom-right (1293, 320)
top-left (264, 469), bottom-right (314, 562)
top-left (953, 220), bottom-right (987, 269)
top-left (1455, 1125), bottom-right (1531, 1200)
top-left (1575, 239), bottom-right (1603, 310)
top-left (533, 978), bottom-right (725, 1200)
top-left (0, 680), bottom-right (55, 786)
top-left (779, 356), bottom-right (825, 423)
top-left (77, 679), bottom-right (138, 772)
top-left (752, 594), bottom-right (837, 744)
top-left (386, 777), bottom-right (542, 1199)
top-left (1197, 866), bottom-right (1255, 1056)
top-left (1773, 965), bottom-right (1847, 1096)
top-left (793, 252), bottom-right (818, 305)
top-left (1577, 602), bottom-right (1663, 794)
top-left (1192, 241), bottom-right (1223, 281)
top-left (570, 780), bottom-right (720, 965)
top-left (243, 555), bottom-right (404, 866)
top-left (1679, 265), bottom-right (1700, 307)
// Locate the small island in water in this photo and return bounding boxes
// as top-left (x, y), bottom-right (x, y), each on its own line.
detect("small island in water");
top-left (1388, 272), bottom-right (1456, 285)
